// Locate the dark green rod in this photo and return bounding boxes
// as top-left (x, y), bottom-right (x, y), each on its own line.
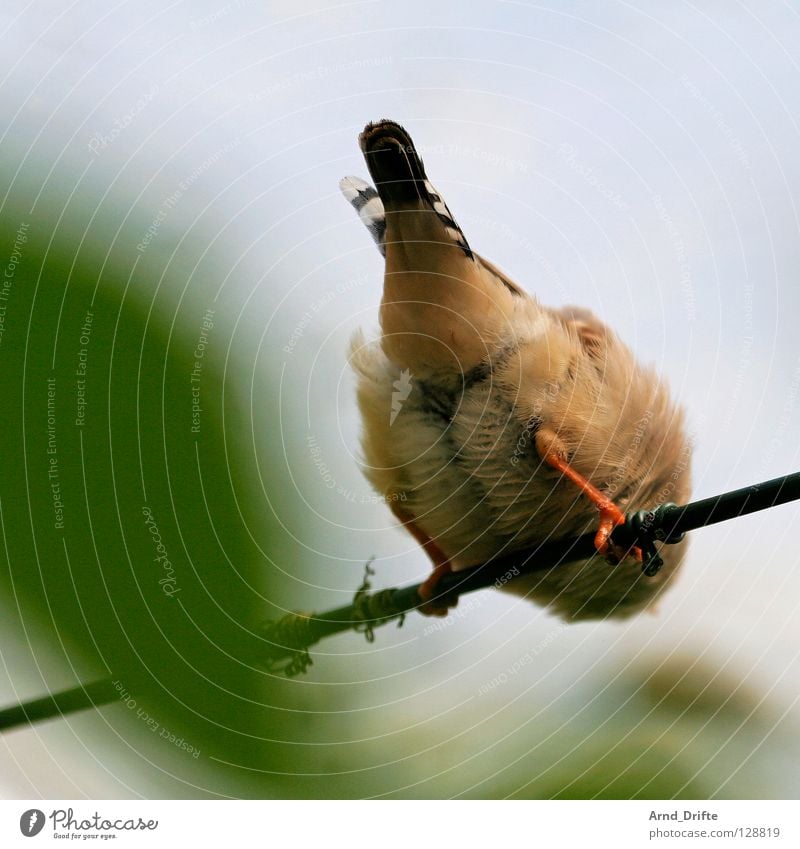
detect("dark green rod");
top-left (650, 471), bottom-right (800, 538)
top-left (261, 470), bottom-right (800, 671)
top-left (267, 531), bottom-right (600, 649)
top-left (0, 679), bottom-right (118, 732)
top-left (2, 470), bottom-right (799, 719)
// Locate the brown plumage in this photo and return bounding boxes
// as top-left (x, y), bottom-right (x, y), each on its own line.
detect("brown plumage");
top-left (342, 120), bottom-right (692, 621)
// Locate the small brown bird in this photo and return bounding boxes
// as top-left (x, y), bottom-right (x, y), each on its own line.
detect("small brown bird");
top-left (341, 120), bottom-right (691, 620)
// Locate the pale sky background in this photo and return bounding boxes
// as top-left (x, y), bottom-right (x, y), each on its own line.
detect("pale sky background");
top-left (2, 0), bottom-right (800, 798)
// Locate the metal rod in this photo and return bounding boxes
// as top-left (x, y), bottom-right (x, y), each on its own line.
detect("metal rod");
top-left (0, 679), bottom-right (118, 732)
top-left (612, 471), bottom-right (800, 549)
top-left (3, 470), bottom-right (800, 712)
top-left (259, 533), bottom-right (605, 674)
top-left (325, 532), bottom-right (599, 638)
top-left (665, 471), bottom-right (800, 535)
top-left (262, 471), bottom-right (800, 673)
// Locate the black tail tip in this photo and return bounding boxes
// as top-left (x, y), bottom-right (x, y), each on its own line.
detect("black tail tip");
top-left (358, 120), bottom-right (427, 204)
top-left (358, 119), bottom-right (415, 153)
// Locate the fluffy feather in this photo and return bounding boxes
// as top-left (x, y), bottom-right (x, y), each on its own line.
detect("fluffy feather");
top-left (344, 120), bottom-right (692, 621)
top-left (340, 176), bottom-right (386, 255)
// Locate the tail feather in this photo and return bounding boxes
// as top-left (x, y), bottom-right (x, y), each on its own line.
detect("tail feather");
top-left (340, 176), bottom-right (386, 255)
top-left (345, 120), bottom-right (519, 376)
top-left (358, 120), bottom-right (426, 205)
top-left (356, 119), bottom-right (473, 259)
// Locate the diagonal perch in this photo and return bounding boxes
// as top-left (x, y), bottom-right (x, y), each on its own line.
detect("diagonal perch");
top-left (260, 533), bottom-right (603, 675)
top-left (260, 470), bottom-right (800, 675)
top-left (2, 471), bottom-right (799, 727)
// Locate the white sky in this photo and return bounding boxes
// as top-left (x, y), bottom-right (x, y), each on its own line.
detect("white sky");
top-left (2, 0), bottom-right (800, 798)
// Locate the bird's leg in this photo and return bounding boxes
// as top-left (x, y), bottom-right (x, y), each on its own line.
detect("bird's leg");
top-left (390, 503), bottom-right (457, 617)
top-left (534, 428), bottom-right (641, 564)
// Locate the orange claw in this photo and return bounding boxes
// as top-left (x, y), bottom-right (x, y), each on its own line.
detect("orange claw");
top-left (417, 561), bottom-right (455, 618)
top-left (535, 429), bottom-right (641, 564)
top-left (593, 497), bottom-right (637, 563)
top-left (391, 503), bottom-right (458, 616)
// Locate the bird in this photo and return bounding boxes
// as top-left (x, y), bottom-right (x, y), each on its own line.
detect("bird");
top-left (341, 119), bottom-right (692, 621)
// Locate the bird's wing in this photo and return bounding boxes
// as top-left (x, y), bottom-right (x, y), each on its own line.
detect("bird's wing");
top-left (474, 253), bottom-right (528, 298)
top-left (339, 176), bottom-right (386, 256)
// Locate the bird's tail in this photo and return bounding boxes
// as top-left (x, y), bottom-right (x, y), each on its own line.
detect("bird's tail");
top-left (358, 119), bottom-right (472, 258)
top-left (339, 176), bottom-right (386, 256)
top-left (359, 120), bottom-right (428, 205)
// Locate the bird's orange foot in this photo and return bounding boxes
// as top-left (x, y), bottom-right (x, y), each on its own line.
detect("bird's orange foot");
top-left (390, 504), bottom-right (460, 616)
top-left (535, 427), bottom-right (641, 565)
top-left (594, 498), bottom-right (639, 564)
top-left (418, 561), bottom-right (458, 617)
